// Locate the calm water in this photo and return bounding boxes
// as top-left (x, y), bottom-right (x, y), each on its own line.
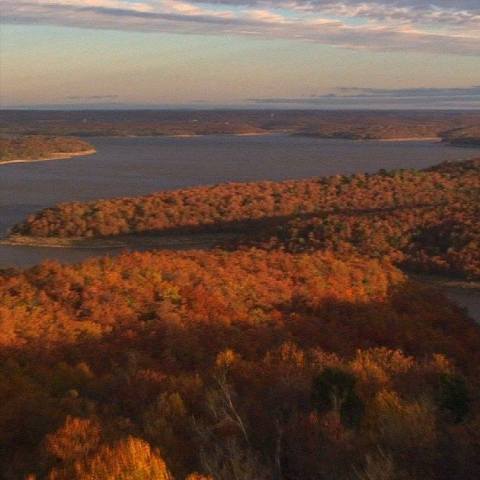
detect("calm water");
top-left (444, 288), bottom-right (480, 323)
top-left (1, 134), bottom-right (479, 320)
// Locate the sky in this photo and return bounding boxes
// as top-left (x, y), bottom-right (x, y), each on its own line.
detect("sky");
top-left (0, 0), bottom-right (479, 109)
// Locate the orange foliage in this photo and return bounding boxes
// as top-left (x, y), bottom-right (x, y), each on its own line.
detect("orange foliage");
top-left (0, 248), bottom-right (478, 479)
top-left (0, 136), bottom-right (92, 162)
top-left (12, 158), bottom-right (480, 279)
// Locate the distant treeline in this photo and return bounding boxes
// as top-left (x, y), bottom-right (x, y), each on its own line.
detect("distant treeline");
top-left (0, 135), bottom-right (94, 162)
top-left (11, 158), bottom-right (480, 280)
top-left (1, 110), bottom-right (479, 144)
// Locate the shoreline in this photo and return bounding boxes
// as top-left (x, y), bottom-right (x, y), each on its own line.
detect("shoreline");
top-left (46, 132), bottom-right (452, 142)
top-left (0, 234), bottom-right (128, 249)
top-left (377, 137), bottom-right (441, 142)
top-left (0, 232), bottom-right (237, 250)
top-left (293, 133), bottom-right (444, 143)
top-left (410, 273), bottom-right (480, 292)
top-left (167, 132), bottom-right (272, 138)
top-left (3, 234), bottom-right (480, 289)
top-left (0, 149), bottom-right (96, 165)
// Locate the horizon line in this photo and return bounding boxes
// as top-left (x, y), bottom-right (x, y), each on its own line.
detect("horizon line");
top-left (2, 105), bottom-right (480, 112)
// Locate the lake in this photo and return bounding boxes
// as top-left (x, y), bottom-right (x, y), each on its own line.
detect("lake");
top-left (1, 134), bottom-right (479, 321)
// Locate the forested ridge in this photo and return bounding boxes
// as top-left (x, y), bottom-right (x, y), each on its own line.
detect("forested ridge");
top-left (236, 160), bottom-right (480, 279)
top-left (12, 158), bottom-right (480, 279)
top-left (1, 249), bottom-right (480, 479)
top-left (1, 110), bottom-right (479, 144)
top-left (0, 136), bottom-right (94, 162)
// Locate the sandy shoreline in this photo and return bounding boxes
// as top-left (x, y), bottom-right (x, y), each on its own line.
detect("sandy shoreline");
top-left (167, 132), bottom-right (272, 138)
top-left (0, 149), bottom-right (96, 165)
top-left (1, 232), bottom-right (237, 250)
top-left (377, 137), bottom-right (441, 142)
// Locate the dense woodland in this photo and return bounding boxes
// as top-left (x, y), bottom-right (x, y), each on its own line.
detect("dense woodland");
top-left (0, 136), bottom-right (93, 162)
top-left (2, 121), bottom-right (480, 478)
top-left (13, 158), bottom-right (480, 280)
top-left (1, 249), bottom-right (480, 479)
top-left (1, 110), bottom-right (479, 144)
top-left (237, 160), bottom-right (480, 280)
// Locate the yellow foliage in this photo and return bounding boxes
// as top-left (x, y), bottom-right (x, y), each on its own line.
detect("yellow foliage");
top-left (368, 389), bottom-right (436, 450)
top-left (185, 474), bottom-right (213, 480)
top-left (350, 348), bottom-right (415, 398)
top-left (427, 354), bottom-right (454, 375)
top-left (215, 349), bottom-right (239, 369)
top-left (45, 416), bottom-right (101, 462)
top-left (72, 436), bottom-right (173, 480)
top-left (265, 342), bottom-right (305, 368)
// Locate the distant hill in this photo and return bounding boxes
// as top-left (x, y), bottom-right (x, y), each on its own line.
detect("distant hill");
top-left (1, 110), bottom-right (479, 143)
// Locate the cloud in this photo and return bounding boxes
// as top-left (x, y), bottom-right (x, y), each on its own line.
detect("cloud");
top-left (249, 85), bottom-right (480, 109)
top-left (66, 95), bottom-right (120, 100)
top-left (337, 86), bottom-right (480, 98)
top-left (1, 0), bottom-right (479, 55)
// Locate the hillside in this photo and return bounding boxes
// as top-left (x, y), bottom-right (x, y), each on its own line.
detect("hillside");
top-left (1, 249), bottom-right (480, 479)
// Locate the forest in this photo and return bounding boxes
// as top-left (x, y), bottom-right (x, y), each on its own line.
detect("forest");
top-left (2, 128), bottom-right (480, 478)
top-left (1, 248), bottom-right (480, 479)
top-left (1, 110), bottom-right (479, 145)
top-left (11, 158), bottom-right (480, 280)
top-left (0, 136), bottom-right (94, 162)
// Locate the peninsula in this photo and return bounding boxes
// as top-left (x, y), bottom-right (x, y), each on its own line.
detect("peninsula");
top-left (0, 135), bottom-right (95, 164)
top-left (8, 157), bottom-right (480, 281)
